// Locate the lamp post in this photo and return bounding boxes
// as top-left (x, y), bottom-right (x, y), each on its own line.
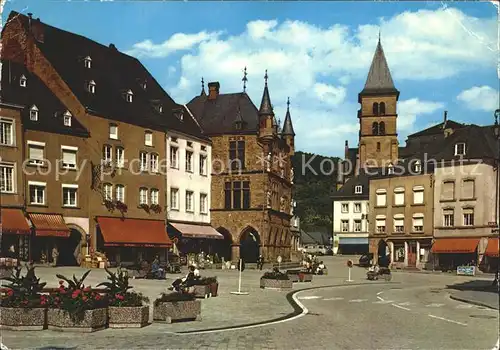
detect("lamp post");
top-left (494, 109), bottom-right (500, 286)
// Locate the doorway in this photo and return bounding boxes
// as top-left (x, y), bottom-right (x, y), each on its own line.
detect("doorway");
top-left (239, 227), bottom-right (260, 263)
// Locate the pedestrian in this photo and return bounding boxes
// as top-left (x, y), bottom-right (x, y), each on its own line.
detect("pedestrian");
top-left (257, 255), bottom-right (264, 270)
top-left (7, 245), bottom-right (16, 259)
top-left (51, 246), bottom-right (59, 267)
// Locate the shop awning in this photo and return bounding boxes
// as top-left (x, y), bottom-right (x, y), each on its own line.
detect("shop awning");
top-left (1, 208), bottom-right (31, 235)
top-left (431, 238), bottom-right (480, 253)
top-left (169, 222), bottom-right (223, 240)
top-left (339, 237), bottom-right (369, 245)
top-left (28, 213), bottom-right (70, 237)
top-left (97, 217), bottom-right (172, 247)
top-left (485, 238), bottom-right (499, 257)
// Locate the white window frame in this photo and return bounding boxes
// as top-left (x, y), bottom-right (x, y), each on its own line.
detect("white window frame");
top-left (185, 150), bottom-right (193, 172)
top-left (376, 217), bottom-right (386, 233)
top-left (115, 184), bottom-right (125, 203)
top-left (28, 181), bottom-right (46, 205)
top-left (412, 214), bottom-right (424, 232)
top-left (109, 124), bottom-right (118, 140)
top-left (185, 190), bottom-right (194, 212)
top-left (115, 147), bottom-right (125, 168)
top-left (354, 185), bottom-right (362, 194)
top-left (463, 209), bottom-right (474, 226)
top-left (354, 220), bottom-right (362, 232)
top-left (341, 203), bottom-right (349, 213)
top-left (19, 75), bottom-right (27, 87)
top-left (125, 90), bottom-right (133, 103)
top-left (414, 160), bottom-right (421, 172)
top-left (170, 188), bottom-right (179, 210)
top-left (0, 162), bottom-right (15, 193)
top-left (27, 141), bottom-right (45, 166)
top-left (145, 131), bottom-right (153, 146)
top-left (150, 153), bottom-right (159, 173)
top-left (103, 183), bottom-right (113, 201)
top-left (0, 117), bottom-right (15, 146)
top-left (140, 152), bottom-right (149, 171)
top-left (87, 80), bottom-right (96, 94)
top-left (455, 143), bottom-right (466, 156)
top-left (394, 215), bottom-right (405, 233)
top-left (61, 145), bottom-right (78, 169)
top-left (150, 189), bottom-right (159, 205)
top-left (30, 105), bottom-right (39, 121)
top-left (443, 209), bottom-right (454, 227)
top-left (199, 154), bottom-right (207, 176)
top-left (139, 187), bottom-right (148, 205)
top-left (103, 145), bottom-right (112, 163)
top-left (394, 187), bottom-right (405, 206)
top-left (341, 219), bottom-right (349, 232)
top-left (170, 146), bottom-right (178, 169)
top-left (63, 111), bottom-right (72, 127)
top-left (84, 56), bottom-right (92, 69)
top-left (354, 202), bottom-right (361, 213)
top-left (62, 184), bottom-right (78, 207)
top-left (200, 193), bottom-right (208, 214)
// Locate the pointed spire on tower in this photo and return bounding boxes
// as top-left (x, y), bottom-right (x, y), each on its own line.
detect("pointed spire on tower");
top-left (282, 97), bottom-right (295, 136)
top-left (259, 70), bottom-right (273, 115)
top-left (242, 67), bottom-right (248, 92)
top-left (200, 77), bottom-right (206, 96)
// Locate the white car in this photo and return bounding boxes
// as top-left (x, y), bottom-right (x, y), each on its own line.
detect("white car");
top-left (300, 245), bottom-right (328, 255)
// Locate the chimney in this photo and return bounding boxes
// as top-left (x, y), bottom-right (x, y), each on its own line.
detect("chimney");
top-left (444, 110), bottom-right (448, 123)
top-left (208, 82), bottom-right (220, 100)
top-left (344, 140), bottom-right (349, 159)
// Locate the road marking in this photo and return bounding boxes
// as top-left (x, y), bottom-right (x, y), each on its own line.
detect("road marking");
top-left (397, 302), bottom-right (411, 306)
top-left (349, 299), bottom-right (368, 303)
top-left (426, 303), bottom-right (445, 308)
top-left (1, 343), bottom-right (9, 350)
top-left (373, 300), bottom-right (394, 304)
top-left (392, 303), bottom-right (411, 311)
top-left (456, 304), bottom-right (473, 309)
top-left (428, 314), bottom-right (467, 326)
top-left (323, 297), bottom-right (344, 301)
top-left (376, 296), bottom-right (384, 301)
top-left (376, 291), bottom-right (384, 296)
top-left (297, 296), bottom-right (321, 300)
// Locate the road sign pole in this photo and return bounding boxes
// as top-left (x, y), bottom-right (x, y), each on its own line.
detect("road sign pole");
top-left (230, 258), bottom-right (249, 296)
top-left (238, 258), bottom-right (242, 292)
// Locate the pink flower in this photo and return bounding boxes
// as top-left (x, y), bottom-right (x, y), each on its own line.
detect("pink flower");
top-left (7, 289), bottom-right (13, 297)
top-left (59, 280), bottom-right (64, 285)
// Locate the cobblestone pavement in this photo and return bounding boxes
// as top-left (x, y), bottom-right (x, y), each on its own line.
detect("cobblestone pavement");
top-left (2, 257), bottom-right (498, 349)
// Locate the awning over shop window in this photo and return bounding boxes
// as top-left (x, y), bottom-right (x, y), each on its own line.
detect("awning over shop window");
top-left (169, 222), bottom-right (223, 240)
top-left (1, 208), bottom-right (31, 235)
top-left (97, 217), bottom-right (172, 247)
top-left (431, 238), bottom-right (479, 253)
top-left (28, 213), bottom-right (70, 238)
top-left (339, 237), bottom-right (369, 245)
top-left (485, 238), bottom-right (499, 257)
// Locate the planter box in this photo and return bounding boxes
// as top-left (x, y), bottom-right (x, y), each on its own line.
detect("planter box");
top-left (209, 283), bottom-right (219, 297)
top-left (193, 284), bottom-right (210, 299)
top-left (153, 300), bottom-right (201, 324)
top-left (260, 278), bottom-right (293, 290)
top-left (298, 273), bottom-right (313, 282)
top-left (0, 307), bottom-right (46, 331)
top-left (108, 305), bottom-right (149, 328)
top-left (47, 308), bottom-right (107, 332)
top-left (287, 273), bottom-right (299, 283)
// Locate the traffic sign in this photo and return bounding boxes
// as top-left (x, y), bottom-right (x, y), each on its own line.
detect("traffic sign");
top-left (347, 260), bottom-right (353, 268)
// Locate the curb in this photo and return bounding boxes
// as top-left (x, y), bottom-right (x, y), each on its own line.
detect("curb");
top-left (449, 294), bottom-right (499, 310)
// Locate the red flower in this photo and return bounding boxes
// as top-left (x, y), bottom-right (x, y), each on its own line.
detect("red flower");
top-left (59, 280), bottom-right (64, 285)
top-left (22, 300), bottom-right (28, 305)
top-left (40, 300), bottom-right (46, 305)
top-left (7, 289), bottom-right (13, 297)
top-left (95, 294), bottom-right (101, 301)
top-left (84, 286), bottom-right (91, 292)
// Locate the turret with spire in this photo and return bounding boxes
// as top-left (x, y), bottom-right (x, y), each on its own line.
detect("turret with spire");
top-left (258, 70), bottom-right (277, 141)
top-left (200, 77), bottom-right (206, 96)
top-left (282, 97), bottom-right (295, 155)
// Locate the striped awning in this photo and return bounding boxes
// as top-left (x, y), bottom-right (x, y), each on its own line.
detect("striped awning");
top-left (1, 208), bottom-right (31, 235)
top-left (169, 222), bottom-right (223, 240)
top-left (28, 213), bottom-right (70, 238)
top-left (97, 217), bottom-right (172, 247)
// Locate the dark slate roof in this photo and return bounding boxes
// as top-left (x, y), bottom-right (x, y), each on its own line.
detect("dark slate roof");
top-left (1, 60), bottom-right (89, 137)
top-left (407, 119), bottom-right (466, 138)
top-left (258, 71), bottom-right (274, 116)
top-left (332, 170), bottom-right (373, 199)
top-left (9, 11), bottom-right (207, 141)
top-left (187, 92), bottom-right (259, 135)
top-left (281, 98), bottom-right (295, 137)
top-left (360, 40), bottom-right (399, 96)
top-left (301, 228), bottom-right (330, 246)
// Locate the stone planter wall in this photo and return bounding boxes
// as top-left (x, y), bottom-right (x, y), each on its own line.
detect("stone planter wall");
top-left (47, 308), bottom-right (107, 332)
top-left (0, 307), bottom-right (46, 331)
top-left (193, 284), bottom-right (211, 298)
top-left (209, 283), bottom-right (219, 297)
top-left (287, 273), bottom-right (299, 283)
top-left (153, 300), bottom-right (201, 324)
top-left (299, 273), bottom-right (313, 282)
top-left (260, 278), bottom-right (293, 290)
top-left (108, 305), bottom-right (149, 328)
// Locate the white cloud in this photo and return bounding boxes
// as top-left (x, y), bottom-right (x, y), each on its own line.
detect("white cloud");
top-left (398, 98), bottom-right (445, 131)
top-left (457, 86), bottom-right (499, 112)
top-left (313, 83), bottom-right (346, 106)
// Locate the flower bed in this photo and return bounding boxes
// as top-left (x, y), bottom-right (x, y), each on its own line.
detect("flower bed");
top-left (0, 307), bottom-right (47, 331)
top-left (193, 284), bottom-right (210, 299)
top-left (260, 268), bottom-right (293, 290)
top-left (108, 306), bottom-right (149, 328)
top-left (47, 308), bottom-right (107, 332)
top-left (153, 292), bottom-right (201, 323)
top-left (298, 272), bottom-right (313, 282)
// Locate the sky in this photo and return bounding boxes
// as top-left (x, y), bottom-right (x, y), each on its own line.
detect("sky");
top-left (3, 0), bottom-right (499, 158)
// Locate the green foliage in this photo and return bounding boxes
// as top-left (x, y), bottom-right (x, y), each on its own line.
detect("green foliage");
top-left (0, 266), bottom-right (47, 308)
top-left (98, 268), bottom-right (149, 307)
top-left (261, 268), bottom-right (290, 280)
top-left (154, 292), bottom-right (195, 306)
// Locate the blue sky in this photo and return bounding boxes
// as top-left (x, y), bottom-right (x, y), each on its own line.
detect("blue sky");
top-left (4, 0), bottom-right (499, 157)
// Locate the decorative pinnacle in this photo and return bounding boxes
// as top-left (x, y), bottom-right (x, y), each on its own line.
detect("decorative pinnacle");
top-left (378, 29), bottom-right (381, 42)
top-left (264, 70), bottom-right (268, 86)
top-left (287, 97), bottom-right (290, 109)
top-left (242, 67), bottom-right (248, 92)
top-left (201, 77), bottom-right (206, 96)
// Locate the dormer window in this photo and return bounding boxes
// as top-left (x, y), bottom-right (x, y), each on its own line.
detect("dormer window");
top-left (141, 81), bottom-right (147, 90)
top-left (30, 105), bottom-right (39, 121)
top-left (414, 160), bottom-right (421, 172)
top-left (63, 111), bottom-right (72, 127)
top-left (84, 56), bottom-right (92, 69)
top-left (87, 80), bottom-right (96, 94)
top-left (125, 90), bottom-right (133, 103)
top-left (455, 143), bottom-right (466, 156)
top-left (19, 75), bottom-right (27, 87)
top-left (388, 163), bottom-right (394, 175)
top-left (174, 109), bottom-right (184, 121)
top-left (158, 105), bottom-right (163, 113)
top-left (354, 185), bottom-right (362, 194)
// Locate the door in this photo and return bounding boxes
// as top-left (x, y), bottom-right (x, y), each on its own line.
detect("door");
top-left (407, 241), bottom-right (417, 267)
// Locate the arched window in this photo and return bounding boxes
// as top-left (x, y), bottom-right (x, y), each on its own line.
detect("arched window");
top-left (373, 102), bottom-right (379, 115)
top-left (380, 102), bottom-right (386, 115)
top-left (372, 122), bottom-right (379, 135)
top-left (377, 142), bottom-right (381, 152)
top-left (379, 121), bottom-right (386, 135)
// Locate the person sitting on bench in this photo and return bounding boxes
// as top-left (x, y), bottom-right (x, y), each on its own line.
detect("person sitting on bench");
top-left (151, 256), bottom-right (165, 279)
top-left (169, 265), bottom-right (198, 292)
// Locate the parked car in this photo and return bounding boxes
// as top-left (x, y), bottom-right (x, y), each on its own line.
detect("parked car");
top-left (300, 245), bottom-right (328, 255)
top-left (358, 253), bottom-right (373, 267)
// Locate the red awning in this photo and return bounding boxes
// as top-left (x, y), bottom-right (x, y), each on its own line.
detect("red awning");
top-left (431, 238), bottom-right (480, 253)
top-left (170, 222), bottom-right (223, 240)
top-left (29, 213), bottom-right (70, 238)
top-left (485, 238), bottom-right (499, 257)
top-left (97, 217), bottom-right (172, 247)
top-left (1, 208), bottom-right (31, 235)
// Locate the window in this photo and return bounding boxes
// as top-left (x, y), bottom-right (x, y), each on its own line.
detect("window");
top-left (242, 181), bottom-right (250, 209)
top-left (139, 188), bottom-right (148, 205)
top-left (87, 80), bottom-right (96, 94)
top-left (229, 140), bottom-right (245, 170)
top-left (372, 102), bottom-right (379, 116)
top-left (28, 142), bottom-right (45, 165)
top-left (125, 90), bottom-right (133, 103)
top-left (379, 102), bottom-right (386, 115)
top-left (354, 203), bottom-right (361, 213)
top-left (443, 209), bottom-right (454, 227)
top-left (388, 163), bottom-right (394, 174)
top-left (150, 153), bottom-right (159, 173)
top-left (185, 191), bottom-right (194, 212)
top-left (455, 143), bottom-right (466, 156)
top-left (170, 146), bottom-right (178, 169)
top-left (0, 118), bottom-right (14, 146)
top-left (463, 208), bottom-right (474, 226)
top-left (109, 124), bottom-right (118, 139)
top-left (199, 155), bottom-right (207, 175)
top-left (116, 147), bottom-right (125, 168)
top-left (394, 216), bottom-right (405, 233)
top-left (103, 184), bottom-right (113, 201)
top-left (224, 181), bottom-right (249, 209)
top-left (201, 145), bottom-right (207, 152)
top-left (171, 137), bottom-right (178, 143)
top-left (30, 105), bottom-right (39, 121)
top-left (394, 243), bottom-right (405, 262)
top-left (145, 131), bottom-right (153, 146)
top-left (376, 217), bottom-right (386, 233)
top-left (394, 187), bottom-right (405, 206)
top-left (140, 152), bottom-right (148, 171)
top-left (62, 184), bottom-right (78, 207)
top-left (84, 56), bottom-right (92, 68)
top-left (61, 146), bottom-right (77, 169)
top-left (0, 163), bottom-right (15, 193)
top-left (354, 185), bottom-right (362, 194)
top-left (187, 141), bottom-right (193, 148)
top-left (377, 142), bottom-right (381, 152)
top-left (185, 151), bottom-right (193, 172)
top-left (441, 181), bottom-right (455, 201)
top-left (170, 188), bottom-right (179, 210)
top-left (462, 179), bottom-right (475, 199)
top-left (150, 189), bottom-right (159, 205)
top-left (372, 122), bottom-right (379, 135)
top-left (379, 121), bottom-right (386, 135)
top-left (413, 214), bottom-right (424, 232)
top-left (413, 186), bottom-right (424, 204)
top-left (29, 181), bottom-right (46, 205)
top-left (63, 111), bottom-right (72, 126)
top-left (19, 75), bottom-right (27, 87)
top-left (116, 185), bottom-right (125, 203)
top-left (224, 182), bottom-right (231, 209)
top-left (376, 189), bottom-right (387, 206)
top-left (341, 203), bottom-right (349, 213)
top-left (233, 182), bottom-right (242, 209)
top-left (354, 220), bottom-right (362, 232)
top-left (414, 160), bottom-right (421, 173)
top-left (200, 193), bottom-right (208, 214)
top-left (341, 220), bottom-right (349, 232)
top-left (157, 105), bottom-right (163, 113)
top-left (103, 145), bottom-right (112, 163)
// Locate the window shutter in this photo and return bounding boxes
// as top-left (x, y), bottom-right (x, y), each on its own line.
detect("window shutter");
top-left (462, 180), bottom-right (474, 199)
top-left (29, 146), bottom-right (44, 160)
top-left (442, 182), bottom-right (454, 200)
top-left (413, 190), bottom-right (424, 204)
top-left (376, 219), bottom-right (386, 226)
top-left (63, 150), bottom-right (76, 165)
top-left (413, 217), bottom-right (424, 227)
top-left (376, 193), bottom-right (386, 206)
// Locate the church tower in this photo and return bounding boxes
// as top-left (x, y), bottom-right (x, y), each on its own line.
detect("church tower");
top-left (358, 37), bottom-right (400, 169)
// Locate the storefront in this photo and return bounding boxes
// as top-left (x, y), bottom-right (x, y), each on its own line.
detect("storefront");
top-left (338, 236), bottom-right (369, 255)
top-left (0, 208), bottom-right (31, 260)
top-left (431, 238), bottom-right (480, 271)
top-left (96, 217), bottom-right (172, 264)
top-left (167, 222), bottom-right (224, 257)
top-left (483, 237), bottom-right (499, 273)
top-left (389, 239), bottom-right (432, 270)
top-left (28, 213), bottom-right (70, 264)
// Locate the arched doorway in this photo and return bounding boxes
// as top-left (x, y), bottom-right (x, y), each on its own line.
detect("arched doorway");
top-left (377, 240), bottom-right (390, 267)
top-left (216, 227), bottom-right (233, 261)
top-left (58, 228), bottom-right (84, 266)
top-left (239, 226), bottom-right (260, 263)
